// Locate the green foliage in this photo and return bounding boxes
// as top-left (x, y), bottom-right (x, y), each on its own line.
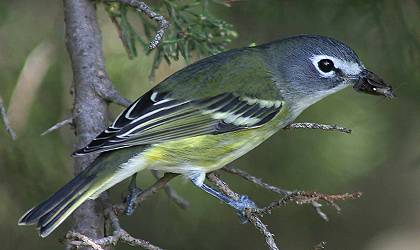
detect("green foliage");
top-left (104, 0), bottom-right (237, 78)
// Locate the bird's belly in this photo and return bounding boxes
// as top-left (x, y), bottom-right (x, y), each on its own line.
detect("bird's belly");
top-left (144, 126), bottom-right (279, 174)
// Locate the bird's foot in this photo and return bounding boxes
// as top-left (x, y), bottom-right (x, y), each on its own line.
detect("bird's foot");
top-left (228, 195), bottom-right (258, 223)
top-left (124, 186), bottom-right (142, 215)
top-left (191, 180), bottom-right (258, 223)
top-left (124, 174), bottom-right (143, 215)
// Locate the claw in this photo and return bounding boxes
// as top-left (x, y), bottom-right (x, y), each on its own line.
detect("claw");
top-left (228, 195), bottom-right (258, 223)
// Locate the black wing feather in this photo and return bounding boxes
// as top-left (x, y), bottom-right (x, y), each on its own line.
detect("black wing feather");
top-left (73, 91), bottom-right (282, 156)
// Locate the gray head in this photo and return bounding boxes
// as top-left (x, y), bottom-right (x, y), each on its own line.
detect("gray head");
top-left (263, 35), bottom-right (394, 111)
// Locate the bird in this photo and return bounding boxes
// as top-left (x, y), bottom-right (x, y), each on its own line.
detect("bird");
top-left (18, 35), bottom-right (394, 237)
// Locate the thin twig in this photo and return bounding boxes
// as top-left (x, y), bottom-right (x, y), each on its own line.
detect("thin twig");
top-left (41, 117), bottom-right (74, 136)
top-left (245, 211), bottom-right (279, 250)
top-left (222, 166), bottom-right (329, 220)
top-left (294, 191), bottom-right (363, 213)
top-left (206, 173), bottom-right (280, 250)
top-left (67, 218), bottom-right (162, 250)
top-left (222, 165), bottom-right (290, 196)
top-left (0, 95), bottom-right (16, 140)
top-left (206, 173), bottom-right (240, 200)
top-left (284, 122), bottom-right (352, 134)
top-left (66, 231), bottom-right (104, 250)
top-left (151, 170), bottom-right (190, 209)
top-left (105, 205), bottom-right (162, 250)
top-left (251, 191), bottom-right (362, 216)
top-left (67, 196), bottom-right (163, 250)
top-left (206, 173), bottom-right (362, 249)
top-left (113, 173), bottom-right (179, 215)
top-left (120, 232), bottom-right (162, 250)
top-left (250, 192), bottom-right (303, 216)
top-left (67, 164), bottom-right (179, 249)
top-left (115, 0), bottom-right (170, 49)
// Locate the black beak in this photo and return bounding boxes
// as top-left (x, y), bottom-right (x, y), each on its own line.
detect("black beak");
top-left (353, 69), bottom-right (395, 98)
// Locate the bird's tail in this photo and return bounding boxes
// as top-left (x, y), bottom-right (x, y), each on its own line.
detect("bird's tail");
top-left (18, 168), bottom-right (98, 237)
top-left (18, 147), bottom-right (147, 237)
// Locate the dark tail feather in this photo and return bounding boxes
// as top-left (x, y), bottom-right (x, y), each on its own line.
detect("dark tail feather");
top-left (18, 172), bottom-right (96, 237)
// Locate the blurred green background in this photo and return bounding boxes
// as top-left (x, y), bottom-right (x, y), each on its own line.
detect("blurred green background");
top-left (0, 0), bottom-right (419, 249)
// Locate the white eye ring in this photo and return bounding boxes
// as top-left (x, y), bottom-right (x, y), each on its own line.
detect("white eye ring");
top-left (310, 54), bottom-right (363, 78)
top-left (311, 55), bottom-right (337, 78)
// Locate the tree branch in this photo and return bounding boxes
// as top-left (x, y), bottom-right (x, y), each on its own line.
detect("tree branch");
top-left (94, 69), bottom-right (131, 107)
top-left (0, 95), bottom-right (16, 140)
top-left (207, 172), bottom-right (362, 249)
top-left (206, 173), bottom-right (280, 250)
top-left (41, 117), bottom-right (74, 136)
top-left (63, 0), bottom-right (114, 248)
top-left (250, 191), bottom-right (362, 217)
top-left (66, 232), bottom-right (104, 250)
top-left (113, 173), bottom-right (179, 215)
top-left (222, 165), bottom-right (290, 196)
top-left (245, 214), bottom-right (279, 250)
top-left (66, 174), bottom-right (180, 250)
top-left (222, 165), bottom-right (361, 221)
top-left (151, 170), bottom-right (190, 209)
top-left (113, 0), bottom-right (170, 49)
top-left (67, 197), bottom-right (163, 250)
top-left (62, 1), bottom-right (171, 249)
top-left (284, 122), bottom-right (352, 134)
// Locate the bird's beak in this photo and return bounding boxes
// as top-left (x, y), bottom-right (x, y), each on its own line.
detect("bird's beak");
top-left (353, 69), bottom-right (395, 98)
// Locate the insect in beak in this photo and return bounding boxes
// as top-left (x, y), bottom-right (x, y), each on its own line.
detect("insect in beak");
top-left (353, 69), bottom-right (395, 98)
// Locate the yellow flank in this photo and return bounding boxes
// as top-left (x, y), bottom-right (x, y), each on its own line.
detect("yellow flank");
top-left (143, 106), bottom-right (290, 174)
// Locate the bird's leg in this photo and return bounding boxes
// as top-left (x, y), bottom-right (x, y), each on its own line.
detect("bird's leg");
top-left (190, 173), bottom-right (257, 223)
top-left (125, 173), bottom-right (143, 215)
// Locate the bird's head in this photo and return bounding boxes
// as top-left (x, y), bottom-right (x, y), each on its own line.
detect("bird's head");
top-left (267, 35), bottom-right (395, 109)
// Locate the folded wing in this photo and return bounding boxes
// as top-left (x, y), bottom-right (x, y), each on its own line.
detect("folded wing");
top-left (73, 90), bottom-right (283, 155)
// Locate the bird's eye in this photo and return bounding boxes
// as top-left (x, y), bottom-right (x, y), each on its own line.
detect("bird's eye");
top-left (318, 59), bottom-right (335, 73)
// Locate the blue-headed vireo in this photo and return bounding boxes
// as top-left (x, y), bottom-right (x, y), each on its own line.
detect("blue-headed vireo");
top-left (18, 35), bottom-right (394, 237)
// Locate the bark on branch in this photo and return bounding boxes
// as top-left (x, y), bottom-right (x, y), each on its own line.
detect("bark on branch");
top-left (63, 0), bottom-right (118, 248)
top-left (62, 1), bottom-right (170, 249)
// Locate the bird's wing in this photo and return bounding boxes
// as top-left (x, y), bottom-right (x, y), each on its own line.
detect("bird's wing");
top-left (73, 90), bottom-right (283, 155)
